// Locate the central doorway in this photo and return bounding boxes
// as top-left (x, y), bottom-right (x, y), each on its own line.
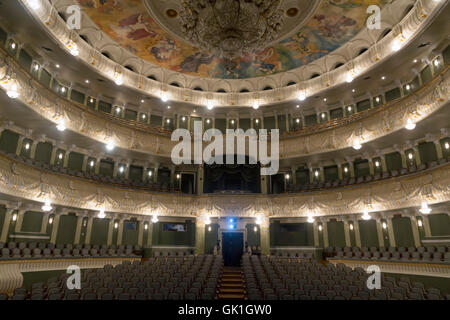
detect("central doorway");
top-left (222, 232), bottom-right (244, 266)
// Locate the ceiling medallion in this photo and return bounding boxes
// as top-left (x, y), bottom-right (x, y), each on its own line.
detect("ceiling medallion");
top-left (179, 0), bottom-right (284, 59)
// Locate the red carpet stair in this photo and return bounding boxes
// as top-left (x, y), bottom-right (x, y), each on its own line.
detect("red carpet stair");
top-left (218, 267), bottom-right (246, 299)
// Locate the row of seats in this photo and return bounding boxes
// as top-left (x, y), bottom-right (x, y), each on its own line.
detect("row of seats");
top-left (270, 251), bottom-right (315, 259)
top-left (1, 151), bottom-right (180, 192)
top-left (1, 255), bottom-right (223, 300)
top-left (287, 157), bottom-right (450, 193)
top-left (242, 255), bottom-right (449, 300)
top-left (0, 242), bottom-right (142, 260)
top-left (152, 250), bottom-right (194, 257)
top-left (326, 246), bottom-right (450, 263)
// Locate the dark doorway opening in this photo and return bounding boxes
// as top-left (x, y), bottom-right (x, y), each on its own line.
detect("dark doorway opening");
top-left (222, 232), bottom-right (244, 267)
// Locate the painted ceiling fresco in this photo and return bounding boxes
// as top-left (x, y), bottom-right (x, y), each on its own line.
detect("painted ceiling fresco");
top-left (77, 0), bottom-right (388, 79)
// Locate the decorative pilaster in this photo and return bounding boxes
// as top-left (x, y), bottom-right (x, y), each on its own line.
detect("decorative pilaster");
top-left (260, 218), bottom-right (270, 256)
top-left (409, 215), bottom-right (422, 248)
top-left (195, 218), bottom-right (205, 255)
top-left (386, 216), bottom-right (396, 247)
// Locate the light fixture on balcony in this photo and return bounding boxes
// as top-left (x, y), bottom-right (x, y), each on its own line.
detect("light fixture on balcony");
top-left (417, 219), bottom-right (423, 227)
top-left (349, 223), bottom-right (354, 230)
top-left (346, 73), bottom-right (354, 83)
top-left (405, 117), bottom-right (416, 130)
top-left (255, 215), bottom-right (263, 225)
top-left (318, 224), bottom-right (323, 231)
top-left (307, 214), bottom-right (315, 223)
top-left (66, 40), bottom-right (79, 56)
top-left (56, 121), bottom-right (66, 132)
top-left (42, 200), bottom-right (53, 212)
top-left (204, 216), bottom-right (211, 225)
top-left (252, 101), bottom-right (259, 110)
top-left (353, 139), bottom-right (362, 150)
top-left (28, 0), bottom-right (41, 10)
top-left (151, 214), bottom-right (159, 223)
top-left (98, 208), bottom-right (106, 219)
top-left (5, 77), bottom-right (19, 99)
top-left (207, 100), bottom-right (214, 110)
top-left (148, 170), bottom-right (152, 177)
top-left (285, 174), bottom-right (290, 180)
top-left (114, 72), bottom-right (123, 86)
top-left (254, 226), bottom-right (258, 232)
top-left (419, 202), bottom-right (431, 214)
top-left (144, 223), bottom-right (148, 230)
top-left (106, 140), bottom-right (115, 151)
top-left (362, 208), bottom-right (371, 220)
top-left (298, 91), bottom-right (306, 101)
top-left (445, 142), bottom-right (449, 150)
top-left (114, 222), bottom-right (118, 229)
top-left (49, 217), bottom-right (54, 224)
top-left (382, 222), bottom-right (387, 229)
top-left (161, 92), bottom-right (168, 102)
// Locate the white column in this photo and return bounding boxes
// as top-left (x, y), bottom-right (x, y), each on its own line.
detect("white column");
top-left (409, 216), bottom-right (422, 248)
top-left (137, 220), bottom-right (144, 246)
top-left (50, 214), bottom-right (61, 244)
top-left (322, 219), bottom-right (329, 248)
top-left (260, 219), bottom-right (270, 256)
top-left (14, 209), bottom-right (26, 233)
top-left (422, 215), bottom-right (432, 237)
top-left (375, 218), bottom-right (385, 248)
top-left (386, 216), bottom-right (396, 247)
top-left (107, 218), bottom-right (115, 246)
top-left (84, 216), bottom-right (94, 244)
top-left (0, 209), bottom-right (14, 243)
top-left (117, 219), bottom-right (125, 245)
top-left (354, 220), bottom-right (362, 248)
top-left (15, 136), bottom-right (25, 156)
top-left (313, 221), bottom-right (319, 247)
top-left (343, 220), bottom-right (351, 247)
top-left (82, 155), bottom-right (89, 172)
top-left (195, 219), bottom-right (205, 255)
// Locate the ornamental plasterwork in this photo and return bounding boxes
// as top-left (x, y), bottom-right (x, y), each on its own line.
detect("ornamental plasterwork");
top-left (0, 53), bottom-right (448, 160)
top-left (19, 0), bottom-right (443, 107)
top-left (0, 153), bottom-right (449, 219)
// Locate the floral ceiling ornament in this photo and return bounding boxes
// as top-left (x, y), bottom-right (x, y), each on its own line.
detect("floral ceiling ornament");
top-left (179, 0), bottom-right (284, 59)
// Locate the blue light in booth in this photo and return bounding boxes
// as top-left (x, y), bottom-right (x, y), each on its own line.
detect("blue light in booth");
top-left (229, 218), bottom-right (234, 223)
top-left (228, 224), bottom-right (235, 230)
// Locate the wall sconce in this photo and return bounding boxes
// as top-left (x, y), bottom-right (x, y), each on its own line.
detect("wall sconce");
top-left (12, 213), bottom-right (18, 222)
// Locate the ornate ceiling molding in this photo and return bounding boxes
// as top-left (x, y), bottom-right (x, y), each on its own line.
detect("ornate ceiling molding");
top-left (0, 49), bottom-right (448, 161)
top-left (18, 0), bottom-right (444, 107)
top-left (0, 153), bottom-right (448, 219)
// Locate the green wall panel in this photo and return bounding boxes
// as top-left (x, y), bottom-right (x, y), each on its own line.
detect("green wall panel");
top-left (68, 152), bottom-right (84, 171)
top-left (90, 218), bottom-right (109, 245)
top-left (385, 87), bottom-right (401, 102)
top-left (35, 142), bottom-right (52, 164)
top-left (327, 221), bottom-right (346, 248)
top-left (358, 220), bottom-right (378, 248)
top-left (428, 214), bottom-right (450, 236)
top-left (386, 152), bottom-right (403, 171)
top-left (215, 119), bottom-right (227, 133)
top-left (0, 130), bottom-right (19, 154)
top-left (270, 222), bottom-right (314, 247)
top-left (246, 223), bottom-right (261, 248)
top-left (150, 115), bottom-right (162, 127)
top-left (18, 49), bottom-right (33, 71)
top-left (418, 142), bottom-right (438, 164)
top-left (152, 221), bottom-right (196, 246)
top-left (56, 215), bottom-right (77, 244)
top-left (122, 220), bottom-right (139, 245)
top-left (392, 216), bottom-right (414, 248)
top-left (21, 211), bottom-right (43, 233)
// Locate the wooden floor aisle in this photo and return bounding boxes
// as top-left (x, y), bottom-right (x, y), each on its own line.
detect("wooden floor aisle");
top-left (217, 267), bottom-right (246, 299)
